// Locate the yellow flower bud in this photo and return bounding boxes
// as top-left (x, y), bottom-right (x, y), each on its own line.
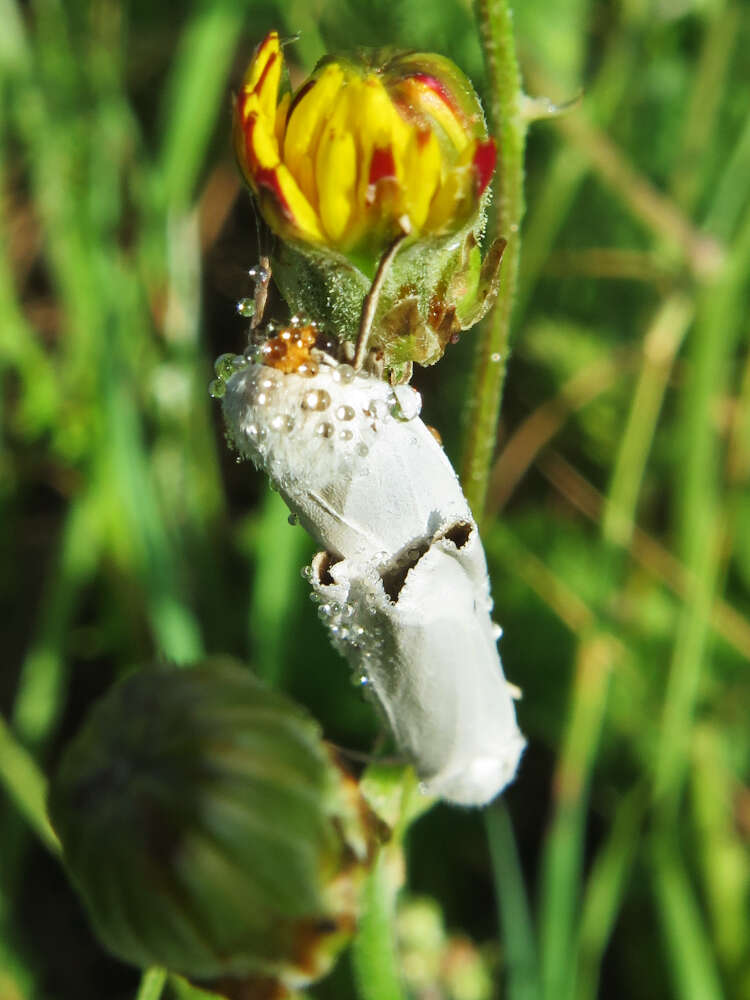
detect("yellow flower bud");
top-left (233, 32), bottom-right (496, 257)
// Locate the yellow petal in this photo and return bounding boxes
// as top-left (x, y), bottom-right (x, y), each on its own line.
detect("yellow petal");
top-left (400, 127), bottom-right (442, 231)
top-left (267, 162), bottom-right (324, 243)
top-left (275, 92), bottom-right (291, 150)
top-left (425, 142), bottom-right (474, 232)
top-left (243, 31), bottom-right (280, 92)
top-left (356, 76), bottom-right (410, 213)
top-left (284, 65), bottom-right (345, 208)
top-left (401, 77), bottom-right (470, 153)
top-left (256, 47), bottom-right (282, 124)
top-left (316, 125), bottom-right (357, 244)
top-left (245, 113), bottom-right (280, 171)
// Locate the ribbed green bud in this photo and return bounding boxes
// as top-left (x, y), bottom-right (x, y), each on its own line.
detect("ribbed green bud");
top-left (48, 659), bottom-right (375, 987)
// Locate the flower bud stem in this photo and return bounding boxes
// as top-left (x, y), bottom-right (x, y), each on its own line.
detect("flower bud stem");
top-left (353, 234), bottom-right (407, 371)
top-left (461, 0), bottom-right (527, 521)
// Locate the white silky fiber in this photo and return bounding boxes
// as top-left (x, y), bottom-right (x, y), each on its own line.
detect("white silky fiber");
top-left (223, 354), bottom-right (525, 806)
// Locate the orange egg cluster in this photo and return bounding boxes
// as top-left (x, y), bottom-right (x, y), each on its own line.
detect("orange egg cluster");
top-left (260, 323), bottom-right (319, 374)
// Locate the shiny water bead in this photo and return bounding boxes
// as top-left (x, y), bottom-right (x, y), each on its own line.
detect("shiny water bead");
top-left (214, 352), bottom-right (239, 380)
top-left (268, 413), bottom-right (295, 432)
top-left (303, 389), bottom-right (331, 412)
top-left (368, 399), bottom-right (389, 421)
top-left (336, 405), bottom-right (356, 421)
top-left (248, 263), bottom-right (270, 282)
top-left (389, 385), bottom-right (422, 422)
top-left (315, 421), bottom-right (335, 438)
top-left (333, 364), bottom-right (356, 385)
top-left (296, 361), bottom-right (319, 377)
top-left (236, 297), bottom-right (256, 318)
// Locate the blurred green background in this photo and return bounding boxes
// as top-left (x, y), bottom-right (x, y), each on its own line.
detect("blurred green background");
top-left (1, 0), bottom-right (749, 997)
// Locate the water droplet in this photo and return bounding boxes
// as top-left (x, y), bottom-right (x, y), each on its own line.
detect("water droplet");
top-left (339, 429), bottom-right (354, 441)
top-left (336, 364), bottom-right (355, 385)
top-left (315, 421), bottom-right (334, 438)
top-left (358, 673), bottom-right (370, 688)
top-left (369, 398), bottom-right (388, 420)
top-left (389, 385), bottom-right (422, 421)
top-left (335, 404), bottom-right (355, 421)
top-left (208, 379), bottom-right (225, 399)
top-left (301, 565), bottom-right (313, 580)
top-left (247, 423), bottom-right (259, 439)
top-left (288, 513), bottom-right (298, 526)
top-left (302, 389), bottom-right (331, 411)
top-left (492, 623), bottom-right (503, 640)
top-left (248, 264), bottom-right (270, 282)
top-left (214, 353), bottom-right (238, 379)
top-left (236, 298), bottom-right (256, 318)
top-left (356, 443), bottom-right (369, 458)
top-left (317, 603), bottom-right (332, 621)
top-left (490, 352), bottom-right (502, 363)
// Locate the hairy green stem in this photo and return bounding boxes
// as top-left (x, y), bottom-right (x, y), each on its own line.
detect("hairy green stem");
top-left (351, 849), bottom-right (407, 1000)
top-left (461, 0), bottom-right (526, 520)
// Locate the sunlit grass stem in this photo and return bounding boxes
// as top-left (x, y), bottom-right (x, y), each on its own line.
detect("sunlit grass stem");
top-left (461, 0), bottom-right (526, 520)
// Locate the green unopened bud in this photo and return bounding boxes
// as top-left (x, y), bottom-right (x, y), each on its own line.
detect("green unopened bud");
top-left (49, 659), bottom-right (376, 988)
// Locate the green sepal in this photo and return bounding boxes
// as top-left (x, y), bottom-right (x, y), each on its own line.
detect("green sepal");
top-left (271, 192), bottom-right (503, 379)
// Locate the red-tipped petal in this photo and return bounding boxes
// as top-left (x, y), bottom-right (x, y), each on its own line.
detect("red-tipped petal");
top-left (410, 73), bottom-right (460, 117)
top-left (473, 138), bottom-right (496, 196)
top-left (369, 146), bottom-right (397, 186)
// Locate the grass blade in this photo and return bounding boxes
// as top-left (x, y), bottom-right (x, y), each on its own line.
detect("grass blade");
top-left (485, 802), bottom-right (539, 1000)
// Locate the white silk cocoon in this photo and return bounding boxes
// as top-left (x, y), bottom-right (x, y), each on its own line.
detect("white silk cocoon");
top-left (222, 357), bottom-right (525, 806)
